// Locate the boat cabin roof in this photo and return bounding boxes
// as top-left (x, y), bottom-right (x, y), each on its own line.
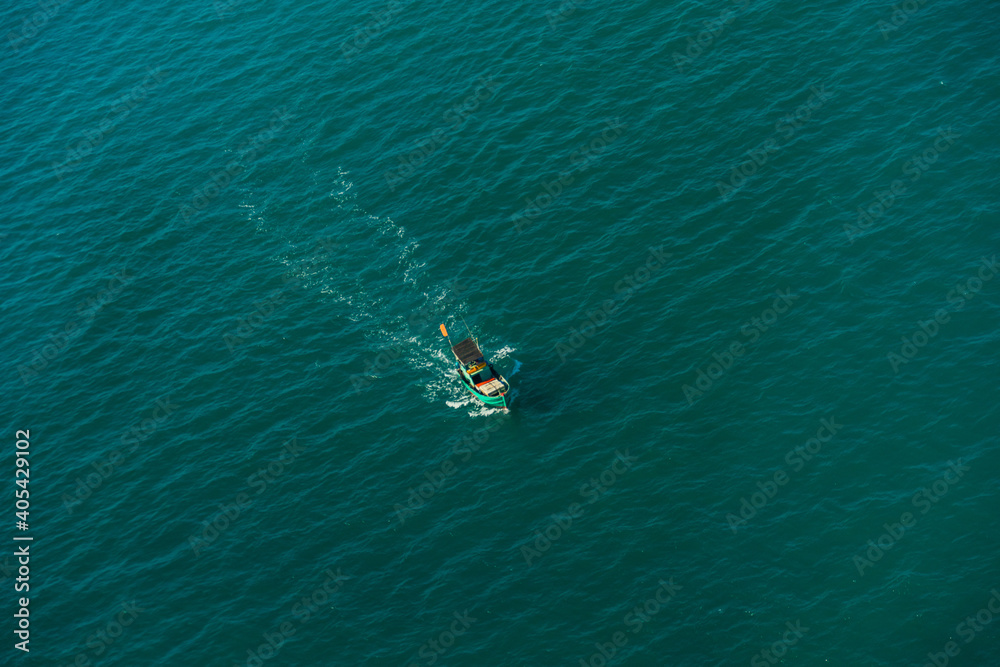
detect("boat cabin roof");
top-left (451, 337), bottom-right (484, 366)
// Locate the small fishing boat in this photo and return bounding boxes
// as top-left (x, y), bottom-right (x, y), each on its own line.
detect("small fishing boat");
top-left (439, 323), bottom-right (510, 409)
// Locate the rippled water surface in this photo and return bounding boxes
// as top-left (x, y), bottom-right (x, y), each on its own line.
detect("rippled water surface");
top-left (2, 0), bottom-right (998, 665)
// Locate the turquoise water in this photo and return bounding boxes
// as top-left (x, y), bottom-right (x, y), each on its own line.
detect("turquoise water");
top-left (3, 0), bottom-right (999, 664)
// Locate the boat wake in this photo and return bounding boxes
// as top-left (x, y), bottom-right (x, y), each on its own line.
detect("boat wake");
top-left (233, 164), bottom-right (510, 414)
top-left (430, 345), bottom-right (517, 417)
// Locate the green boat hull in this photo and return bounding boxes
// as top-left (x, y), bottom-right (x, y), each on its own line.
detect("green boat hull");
top-left (447, 334), bottom-right (510, 408)
top-left (456, 367), bottom-right (509, 408)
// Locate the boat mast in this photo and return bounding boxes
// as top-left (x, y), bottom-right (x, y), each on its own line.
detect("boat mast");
top-left (459, 315), bottom-right (475, 346)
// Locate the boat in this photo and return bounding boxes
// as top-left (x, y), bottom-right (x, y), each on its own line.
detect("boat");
top-left (439, 323), bottom-right (510, 409)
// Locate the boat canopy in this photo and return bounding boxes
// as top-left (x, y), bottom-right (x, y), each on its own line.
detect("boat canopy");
top-left (451, 337), bottom-right (484, 366)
